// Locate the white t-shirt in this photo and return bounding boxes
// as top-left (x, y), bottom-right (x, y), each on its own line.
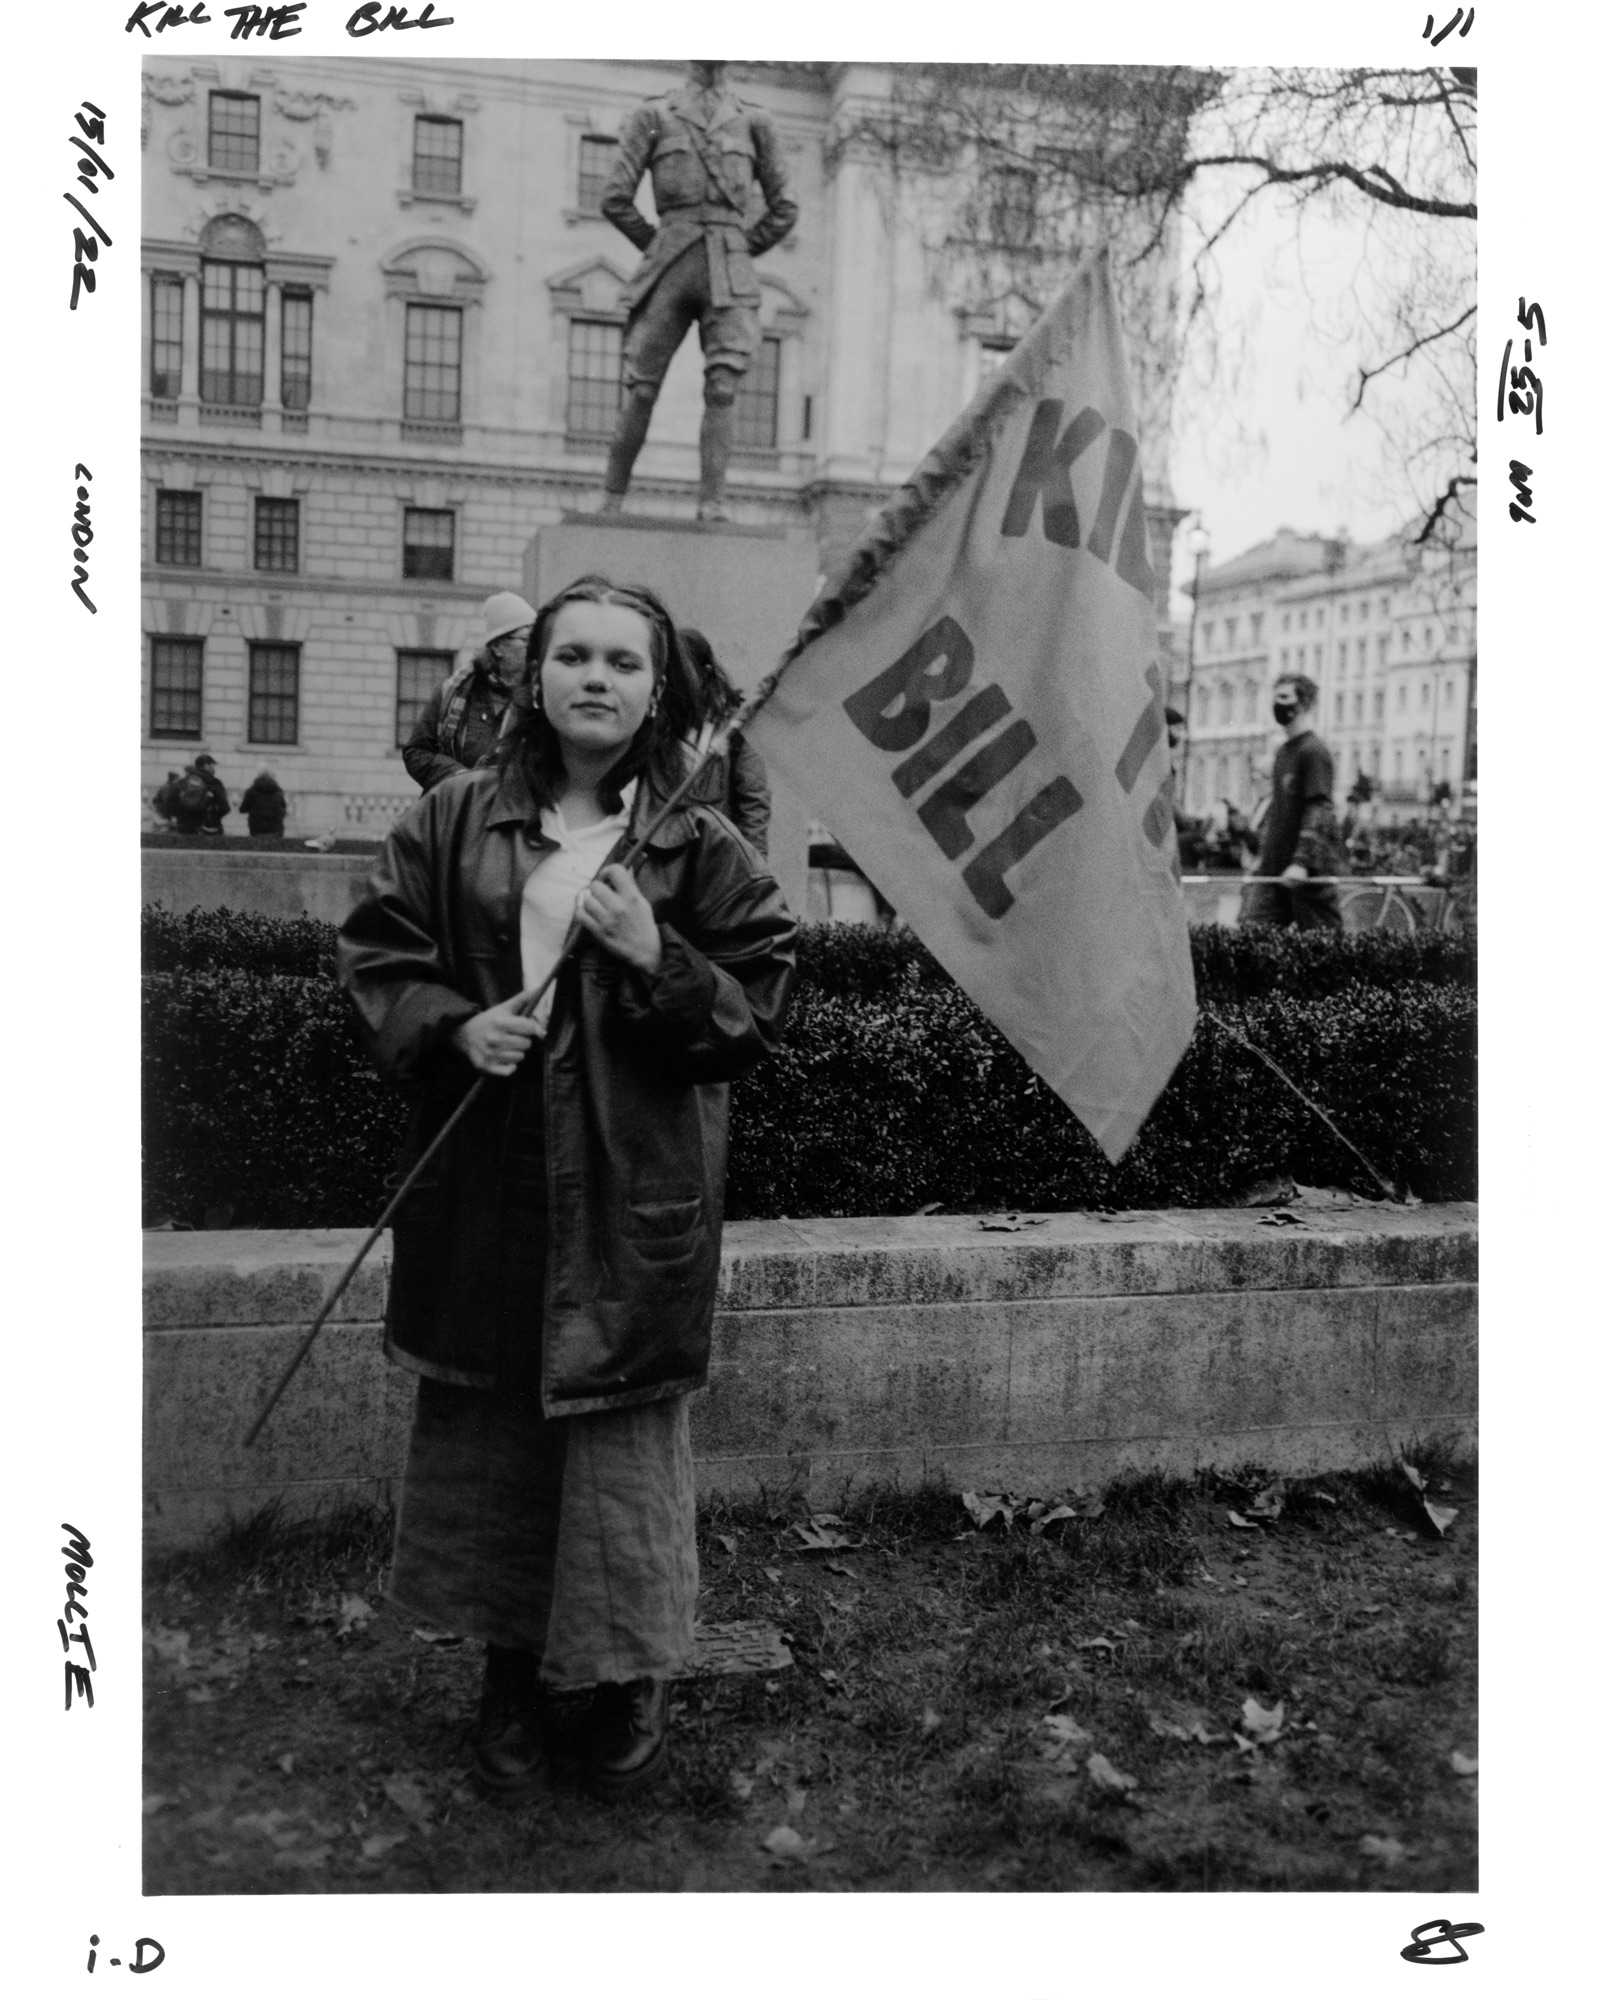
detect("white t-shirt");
top-left (518, 782), bottom-right (637, 1036)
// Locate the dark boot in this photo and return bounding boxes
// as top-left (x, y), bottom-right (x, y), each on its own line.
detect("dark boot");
top-left (586, 1678), bottom-right (669, 1795)
top-left (474, 1644), bottom-right (549, 1799)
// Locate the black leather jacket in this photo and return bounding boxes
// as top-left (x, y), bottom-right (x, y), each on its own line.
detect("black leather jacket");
top-left (337, 756), bottom-right (796, 1414)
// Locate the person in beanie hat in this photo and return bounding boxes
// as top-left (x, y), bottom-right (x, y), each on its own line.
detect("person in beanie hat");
top-left (240, 769), bottom-right (289, 838)
top-left (403, 591), bottom-right (537, 793)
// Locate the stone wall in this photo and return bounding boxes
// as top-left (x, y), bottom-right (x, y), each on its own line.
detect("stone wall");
top-left (145, 1206), bottom-right (1477, 1550)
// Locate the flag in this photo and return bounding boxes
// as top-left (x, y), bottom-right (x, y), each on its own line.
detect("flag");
top-left (745, 250), bottom-right (1195, 1162)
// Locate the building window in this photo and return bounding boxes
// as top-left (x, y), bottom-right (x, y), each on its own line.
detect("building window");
top-left (1201, 622), bottom-right (1213, 652)
top-left (396, 648), bottom-right (453, 748)
top-left (201, 257), bottom-right (265, 405)
top-left (413, 116), bottom-right (463, 196)
top-left (1424, 625), bottom-right (1434, 650)
top-left (1297, 610), bottom-right (1307, 631)
top-left (1441, 745), bottom-right (1452, 780)
top-left (1314, 644), bottom-right (1323, 670)
top-left (1379, 595), bottom-right (1390, 616)
top-left (208, 91), bottom-right (260, 174)
top-left (1296, 646), bottom-right (1305, 670)
top-left (1445, 679), bottom-right (1455, 707)
top-left (734, 335), bottom-right (781, 450)
top-left (1402, 628), bottom-right (1413, 653)
top-left (248, 642), bottom-right (300, 745)
top-left (1281, 614), bottom-right (1290, 633)
top-left (1393, 746), bottom-right (1404, 779)
top-left (567, 316), bottom-right (623, 437)
top-left (150, 275), bottom-right (184, 398)
top-left (281, 291), bottom-right (313, 410)
top-left (1225, 616), bottom-right (1237, 648)
top-left (154, 490), bottom-right (202, 568)
top-left (1354, 690), bottom-right (1364, 722)
top-left (1315, 607), bottom-right (1325, 627)
top-left (1250, 612), bottom-right (1263, 644)
top-left (150, 637), bottom-right (203, 739)
top-left (1196, 686), bottom-right (1211, 727)
top-left (254, 496), bottom-right (300, 573)
top-left (1374, 690), bottom-right (1384, 721)
top-left (1219, 682), bottom-right (1234, 726)
top-left (1398, 683), bottom-right (1408, 713)
top-left (1337, 642), bottom-right (1348, 672)
top-left (577, 133), bottom-right (619, 213)
top-left (1279, 648), bottom-right (1289, 670)
top-left (1244, 683), bottom-right (1258, 724)
top-left (402, 507), bottom-right (455, 581)
top-left (1359, 599), bottom-right (1370, 620)
top-left (1334, 692), bottom-right (1345, 723)
top-left (1339, 603), bottom-right (1349, 624)
top-left (403, 304), bottom-right (463, 422)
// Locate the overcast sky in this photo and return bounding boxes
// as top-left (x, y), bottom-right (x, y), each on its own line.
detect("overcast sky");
top-left (1166, 182), bottom-right (1438, 599)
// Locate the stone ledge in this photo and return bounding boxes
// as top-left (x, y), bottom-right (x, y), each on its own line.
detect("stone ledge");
top-left (144, 1206), bottom-right (1479, 1328)
top-left (143, 1208), bottom-right (1477, 1550)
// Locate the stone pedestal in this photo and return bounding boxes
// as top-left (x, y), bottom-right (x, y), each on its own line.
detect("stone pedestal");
top-left (525, 514), bottom-right (824, 914)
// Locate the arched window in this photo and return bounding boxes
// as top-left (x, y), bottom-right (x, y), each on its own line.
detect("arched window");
top-left (199, 214), bottom-right (267, 408)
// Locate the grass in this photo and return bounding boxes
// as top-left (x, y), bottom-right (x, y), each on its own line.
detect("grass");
top-left (143, 1452), bottom-right (1476, 1894)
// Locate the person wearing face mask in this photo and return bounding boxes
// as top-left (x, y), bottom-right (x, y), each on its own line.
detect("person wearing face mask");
top-left (1241, 672), bottom-right (1345, 928)
top-left (402, 592), bottom-right (537, 793)
top-left (339, 574), bottom-right (796, 1802)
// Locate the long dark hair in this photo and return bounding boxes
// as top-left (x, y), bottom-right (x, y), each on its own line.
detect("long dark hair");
top-left (497, 575), bottom-right (697, 816)
top-left (678, 626), bottom-right (745, 729)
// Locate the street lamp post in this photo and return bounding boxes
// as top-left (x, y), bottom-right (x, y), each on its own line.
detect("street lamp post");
top-left (1179, 523), bottom-right (1209, 813)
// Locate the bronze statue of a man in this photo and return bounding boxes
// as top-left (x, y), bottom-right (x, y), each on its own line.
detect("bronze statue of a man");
top-left (598, 61), bottom-right (798, 522)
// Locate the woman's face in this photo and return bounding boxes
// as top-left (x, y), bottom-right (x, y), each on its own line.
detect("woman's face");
top-left (538, 600), bottom-right (657, 759)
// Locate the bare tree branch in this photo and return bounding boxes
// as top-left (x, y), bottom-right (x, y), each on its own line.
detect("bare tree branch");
top-left (1354, 304), bottom-right (1478, 410)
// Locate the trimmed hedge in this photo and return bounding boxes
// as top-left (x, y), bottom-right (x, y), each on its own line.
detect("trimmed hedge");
top-left (141, 910), bottom-right (1476, 1228)
top-left (142, 904), bottom-right (1474, 1002)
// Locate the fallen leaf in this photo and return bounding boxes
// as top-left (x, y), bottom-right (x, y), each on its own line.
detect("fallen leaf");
top-left (919, 1705), bottom-right (942, 1736)
top-left (823, 1560), bottom-right (861, 1581)
top-left (783, 1785), bottom-right (809, 1817)
top-left (1029, 1502), bottom-right (1077, 1536)
top-left (1077, 1635), bottom-right (1118, 1653)
top-left (717, 1535), bottom-right (738, 1556)
top-left (1146, 1707), bottom-right (1225, 1745)
top-left (961, 1491), bottom-right (1015, 1531)
top-left (791, 1522), bottom-right (860, 1552)
top-left (360, 1832), bottom-right (410, 1862)
top-left (1038, 1715), bottom-right (1092, 1765)
top-left (1239, 1698), bottom-right (1286, 1746)
top-left (1245, 1480), bottom-right (1286, 1521)
top-left (1086, 1752), bottom-right (1139, 1795)
top-left (914, 1201), bottom-right (945, 1215)
top-left (1422, 1499), bottom-right (1459, 1536)
top-left (334, 1595), bottom-right (375, 1640)
top-left (1311, 1490), bottom-right (1339, 1505)
top-left (762, 1824), bottom-right (812, 1859)
top-left (1226, 1511), bottom-right (1261, 1530)
top-left (142, 1794), bottom-right (181, 1816)
top-left (381, 1774), bottom-right (434, 1829)
top-left (1449, 1751), bottom-right (1478, 1776)
top-left (276, 1754), bottom-right (296, 1775)
top-left (1359, 1833), bottom-right (1408, 1866)
top-left (729, 1772), bottom-right (756, 1803)
top-left (410, 1628), bottom-right (463, 1647)
top-left (762, 1566), bottom-right (783, 1586)
top-left (1399, 1460), bottom-right (1428, 1493)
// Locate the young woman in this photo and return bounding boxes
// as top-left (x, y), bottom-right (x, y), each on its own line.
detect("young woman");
top-left (338, 576), bottom-right (796, 1798)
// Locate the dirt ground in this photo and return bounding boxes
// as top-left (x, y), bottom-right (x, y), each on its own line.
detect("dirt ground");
top-left (143, 1456), bottom-right (1476, 1894)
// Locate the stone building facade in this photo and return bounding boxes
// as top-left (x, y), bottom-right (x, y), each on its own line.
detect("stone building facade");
top-left (1181, 522), bottom-right (1476, 824)
top-left (140, 57), bottom-right (1186, 840)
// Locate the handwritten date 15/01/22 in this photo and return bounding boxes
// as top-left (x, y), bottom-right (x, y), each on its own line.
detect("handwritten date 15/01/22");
top-left (67, 102), bottom-right (111, 311)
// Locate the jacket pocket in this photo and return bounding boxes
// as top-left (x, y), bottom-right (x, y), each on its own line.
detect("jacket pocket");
top-left (622, 1195), bottom-right (703, 1259)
